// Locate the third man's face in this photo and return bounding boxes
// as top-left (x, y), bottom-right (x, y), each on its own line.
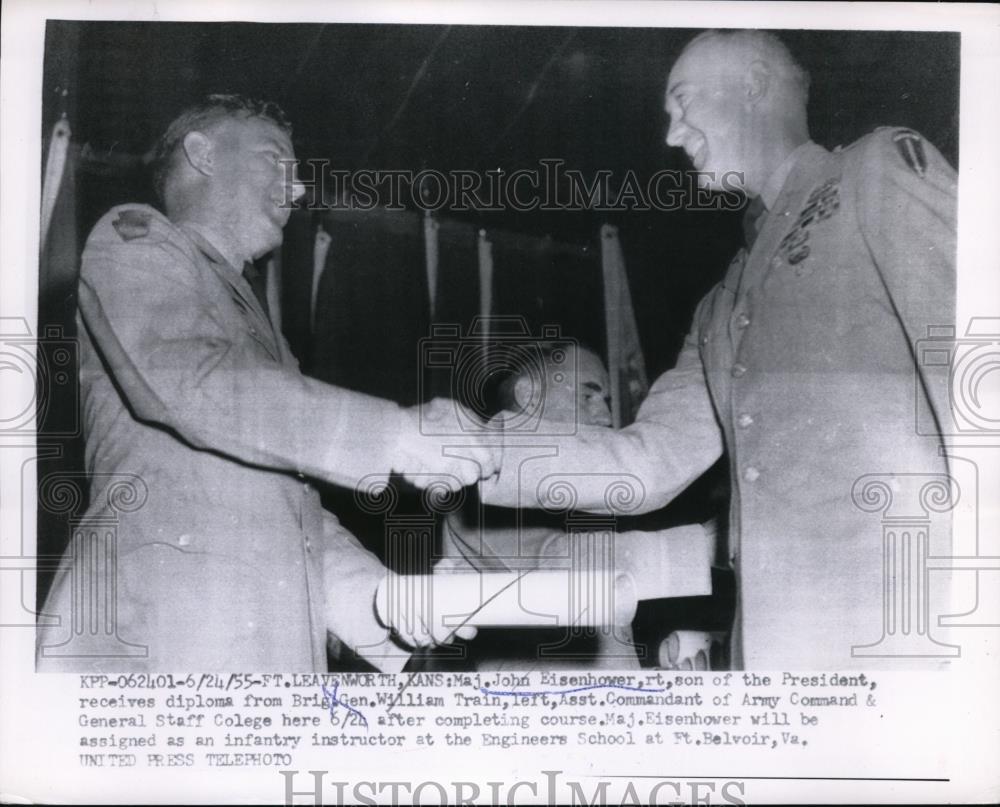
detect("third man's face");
top-left (543, 346), bottom-right (613, 428)
top-left (664, 43), bottom-right (751, 192)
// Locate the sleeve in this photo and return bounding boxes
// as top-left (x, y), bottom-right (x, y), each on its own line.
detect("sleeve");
top-left (320, 512), bottom-right (410, 673)
top-left (76, 209), bottom-right (406, 490)
top-left (479, 307), bottom-right (724, 515)
top-left (854, 129), bottom-right (957, 436)
top-left (436, 513), bottom-right (503, 572)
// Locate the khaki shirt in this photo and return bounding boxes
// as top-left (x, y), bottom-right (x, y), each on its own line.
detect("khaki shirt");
top-left (38, 205), bottom-right (411, 672)
top-left (483, 128), bottom-right (956, 668)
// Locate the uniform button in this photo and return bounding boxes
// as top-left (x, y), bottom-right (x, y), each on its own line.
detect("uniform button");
top-left (770, 256), bottom-right (782, 269)
top-left (700, 335), bottom-right (709, 346)
top-left (731, 363), bottom-right (747, 378)
top-left (737, 413), bottom-right (754, 428)
top-left (735, 313), bottom-right (750, 329)
top-left (177, 533), bottom-right (192, 546)
top-left (249, 326), bottom-right (258, 336)
top-left (743, 466), bottom-right (760, 482)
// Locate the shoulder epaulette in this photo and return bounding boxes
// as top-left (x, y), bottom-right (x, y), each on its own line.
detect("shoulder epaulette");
top-left (111, 209), bottom-right (153, 241)
top-left (97, 204), bottom-right (175, 247)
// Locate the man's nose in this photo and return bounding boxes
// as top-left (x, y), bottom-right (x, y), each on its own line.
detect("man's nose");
top-left (587, 395), bottom-right (613, 426)
top-left (279, 158), bottom-right (307, 203)
top-left (665, 117), bottom-right (687, 148)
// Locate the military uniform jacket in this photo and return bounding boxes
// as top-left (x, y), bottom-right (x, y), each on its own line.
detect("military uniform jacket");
top-left (482, 129), bottom-right (956, 668)
top-left (38, 205), bottom-right (410, 672)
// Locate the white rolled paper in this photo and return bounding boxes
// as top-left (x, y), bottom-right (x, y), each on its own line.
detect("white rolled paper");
top-left (603, 525), bottom-right (713, 601)
top-left (529, 524), bottom-right (712, 601)
top-left (376, 569), bottom-right (638, 633)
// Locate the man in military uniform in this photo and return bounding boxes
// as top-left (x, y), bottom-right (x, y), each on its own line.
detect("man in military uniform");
top-left (482, 30), bottom-right (956, 668)
top-left (37, 95), bottom-right (490, 672)
top-left (440, 343), bottom-right (714, 670)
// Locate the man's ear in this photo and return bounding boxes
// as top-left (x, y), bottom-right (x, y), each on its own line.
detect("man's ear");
top-left (745, 60), bottom-right (770, 105)
top-left (180, 131), bottom-right (214, 177)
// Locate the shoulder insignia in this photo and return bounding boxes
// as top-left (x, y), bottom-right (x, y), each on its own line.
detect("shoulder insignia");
top-left (777, 178), bottom-right (841, 265)
top-left (892, 129), bottom-right (927, 178)
top-left (111, 209), bottom-right (152, 241)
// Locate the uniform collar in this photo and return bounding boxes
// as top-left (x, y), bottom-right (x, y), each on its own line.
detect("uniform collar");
top-left (177, 221), bottom-right (245, 273)
top-left (759, 140), bottom-right (816, 211)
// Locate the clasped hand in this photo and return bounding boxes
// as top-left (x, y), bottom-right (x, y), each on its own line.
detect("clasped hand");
top-left (393, 397), bottom-right (502, 492)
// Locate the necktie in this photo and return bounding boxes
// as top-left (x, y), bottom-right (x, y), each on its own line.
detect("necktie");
top-left (742, 195), bottom-right (768, 250)
top-left (242, 260), bottom-right (270, 320)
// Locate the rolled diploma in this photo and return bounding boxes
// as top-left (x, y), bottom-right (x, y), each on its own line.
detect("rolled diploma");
top-left (530, 523), bottom-right (712, 600)
top-left (606, 525), bottom-right (712, 601)
top-left (376, 569), bottom-right (638, 632)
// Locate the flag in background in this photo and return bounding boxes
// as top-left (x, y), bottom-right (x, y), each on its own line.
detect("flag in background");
top-left (601, 224), bottom-right (648, 427)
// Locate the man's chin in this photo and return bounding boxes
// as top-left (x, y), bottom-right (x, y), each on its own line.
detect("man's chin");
top-left (693, 169), bottom-right (724, 192)
top-left (251, 233), bottom-right (283, 260)
top-left (269, 217), bottom-right (288, 241)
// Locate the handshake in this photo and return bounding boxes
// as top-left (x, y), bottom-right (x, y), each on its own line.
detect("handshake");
top-left (391, 397), bottom-right (503, 493)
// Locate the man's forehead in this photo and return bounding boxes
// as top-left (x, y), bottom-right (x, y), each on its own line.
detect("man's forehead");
top-left (543, 345), bottom-right (603, 372)
top-left (666, 55), bottom-right (695, 92)
top-left (212, 115), bottom-right (293, 150)
top-left (574, 348), bottom-right (609, 384)
top-left (667, 39), bottom-right (744, 93)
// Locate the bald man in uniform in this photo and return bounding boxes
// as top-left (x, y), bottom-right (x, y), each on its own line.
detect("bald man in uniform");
top-left (482, 30), bottom-right (956, 669)
top-left (38, 95), bottom-right (488, 672)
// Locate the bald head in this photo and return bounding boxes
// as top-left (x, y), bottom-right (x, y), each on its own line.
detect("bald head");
top-left (665, 29), bottom-right (812, 198)
top-left (496, 343), bottom-right (613, 428)
top-left (676, 30), bottom-right (810, 107)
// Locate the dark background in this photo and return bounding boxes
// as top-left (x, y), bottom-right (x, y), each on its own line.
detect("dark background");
top-left (41, 22), bottom-right (960, 380)
top-left (37, 22), bottom-right (960, 661)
